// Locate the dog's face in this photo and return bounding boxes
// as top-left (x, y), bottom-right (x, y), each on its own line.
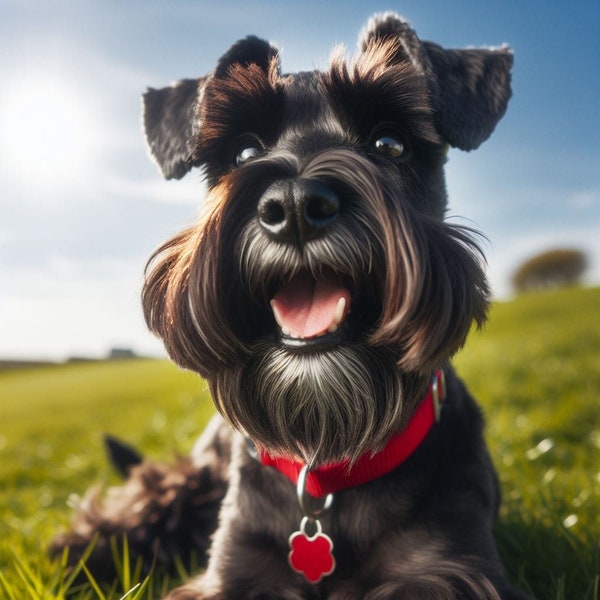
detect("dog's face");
top-left (142, 14), bottom-right (512, 465)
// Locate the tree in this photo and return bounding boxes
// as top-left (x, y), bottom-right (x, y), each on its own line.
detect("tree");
top-left (512, 248), bottom-right (587, 293)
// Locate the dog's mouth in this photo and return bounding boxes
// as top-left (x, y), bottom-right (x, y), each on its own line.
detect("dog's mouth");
top-left (270, 269), bottom-right (352, 349)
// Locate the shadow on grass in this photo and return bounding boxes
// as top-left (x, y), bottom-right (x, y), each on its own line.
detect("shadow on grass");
top-left (496, 513), bottom-right (599, 600)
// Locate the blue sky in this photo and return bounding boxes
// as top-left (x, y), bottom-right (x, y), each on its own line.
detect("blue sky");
top-left (1, 0), bottom-right (598, 361)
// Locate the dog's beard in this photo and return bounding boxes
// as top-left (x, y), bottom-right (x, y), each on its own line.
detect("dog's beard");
top-left (201, 150), bottom-right (469, 465)
top-left (212, 343), bottom-right (427, 465)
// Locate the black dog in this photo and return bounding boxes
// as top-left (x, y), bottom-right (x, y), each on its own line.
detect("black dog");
top-left (52, 12), bottom-right (527, 599)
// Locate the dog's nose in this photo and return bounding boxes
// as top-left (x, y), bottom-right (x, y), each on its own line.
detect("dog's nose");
top-left (257, 180), bottom-right (340, 244)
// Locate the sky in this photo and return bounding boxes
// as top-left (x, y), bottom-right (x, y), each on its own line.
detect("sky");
top-left (1, 0), bottom-right (599, 362)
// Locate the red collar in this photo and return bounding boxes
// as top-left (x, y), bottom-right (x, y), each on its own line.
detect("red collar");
top-left (257, 369), bottom-right (446, 498)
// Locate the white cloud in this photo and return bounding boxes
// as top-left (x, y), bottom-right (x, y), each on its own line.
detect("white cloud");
top-left (444, 146), bottom-right (600, 298)
top-left (566, 190), bottom-right (598, 211)
top-left (0, 257), bottom-right (164, 361)
top-left (103, 174), bottom-right (205, 206)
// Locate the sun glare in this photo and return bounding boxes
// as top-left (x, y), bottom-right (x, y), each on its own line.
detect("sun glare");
top-left (0, 77), bottom-right (96, 189)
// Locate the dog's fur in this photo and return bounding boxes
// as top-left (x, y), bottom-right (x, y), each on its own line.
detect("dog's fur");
top-left (51, 13), bottom-right (528, 599)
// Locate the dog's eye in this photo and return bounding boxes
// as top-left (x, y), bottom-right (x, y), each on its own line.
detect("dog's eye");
top-left (236, 146), bottom-right (262, 166)
top-left (372, 135), bottom-right (407, 159)
top-left (234, 136), bottom-right (264, 167)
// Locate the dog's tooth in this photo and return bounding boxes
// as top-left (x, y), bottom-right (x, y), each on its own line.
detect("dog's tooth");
top-left (281, 326), bottom-right (290, 336)
top-left (334, 297), bottom-right (346, 326)
top-left (327, 323), bottom-right (338, 334)
top-left (271, 300), bottom-right (284, 328)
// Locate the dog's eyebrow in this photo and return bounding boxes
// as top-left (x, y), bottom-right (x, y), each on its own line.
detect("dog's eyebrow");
top-left (202, 61), bottom-right (284, 139)
top-left (192, 60), bottom-right (285, 170)
top-left (322, 43), bottom-right (440, 146)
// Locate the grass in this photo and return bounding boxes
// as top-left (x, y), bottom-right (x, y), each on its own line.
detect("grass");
top-left (0, 359), bottom-right (212, 599)
top-left (453, 286), bottom-right (600, 599)
top-left (1, 286), bottom-right (599, 599)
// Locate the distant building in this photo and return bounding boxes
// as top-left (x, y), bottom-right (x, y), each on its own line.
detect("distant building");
top-left (108, 348), bottom-right (138, 360)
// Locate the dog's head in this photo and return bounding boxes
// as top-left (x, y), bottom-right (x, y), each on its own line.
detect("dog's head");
top-left (142, 13), bottom-right (512, 465)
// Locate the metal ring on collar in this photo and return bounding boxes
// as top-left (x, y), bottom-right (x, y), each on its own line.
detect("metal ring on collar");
top-left (296, 464), bottom-right (334, 519)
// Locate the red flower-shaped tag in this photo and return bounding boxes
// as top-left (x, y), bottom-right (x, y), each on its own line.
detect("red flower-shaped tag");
top-left (288, 517), bottom-right (335, 583)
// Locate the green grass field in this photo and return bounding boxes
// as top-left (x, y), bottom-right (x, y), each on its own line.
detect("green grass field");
top-left (1, 286), bottom-right (598, 599)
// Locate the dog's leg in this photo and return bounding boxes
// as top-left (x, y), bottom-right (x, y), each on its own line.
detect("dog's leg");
top-left (329, 520), bottom-right (527, 600)
top-left (160, 435), bottom-right (312, 600)
top-left (50, 415), bottom-right (231, 584)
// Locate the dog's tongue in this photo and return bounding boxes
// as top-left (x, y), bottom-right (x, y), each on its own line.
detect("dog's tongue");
top-left (271, 271), bottom-right (351, 339)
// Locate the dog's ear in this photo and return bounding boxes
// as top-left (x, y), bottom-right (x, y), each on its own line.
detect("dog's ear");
top-left (214, 35), bottom-right (279, 79)
top-left (359, 12), bottom-right (429, 74)
top-left (423, 42), bottom-right (513, 150)
top-left (103, 434), bottom-right (143, 479)
top-left (143, 78), bottom-right (204, 180)
top-left (359, 12), bottom-right (513, 151)
top-left (143, 37), bottom-right (279, 180)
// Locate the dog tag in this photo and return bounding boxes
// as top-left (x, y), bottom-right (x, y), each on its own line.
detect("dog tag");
top-left (288, 516), bottom-right (335, 583)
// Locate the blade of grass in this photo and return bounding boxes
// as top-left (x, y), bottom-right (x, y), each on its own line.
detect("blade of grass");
top-left (0, 569), bottom-right (18, 600)
top-left (10, 551), bottom-right (44, 597)
top-left (118, 582), bottom-right (140, 599)
top-left (120, 535), bottom-right (131, 593)
top-left (80, 561), bottom-right (106, 600)
top-left (61, 533), bottom-right (101, 593)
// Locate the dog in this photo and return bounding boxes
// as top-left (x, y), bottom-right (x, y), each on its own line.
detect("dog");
top-left (51, 12), bottom-right (528, 599)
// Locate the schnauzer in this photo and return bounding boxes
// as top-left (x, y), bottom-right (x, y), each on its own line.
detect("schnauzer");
top-left (52, 12), bottom-right (527, 600)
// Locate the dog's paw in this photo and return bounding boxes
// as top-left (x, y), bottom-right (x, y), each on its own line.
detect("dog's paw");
top-left (162, 586), bottom-right (204, 600)
top-left (161, 577), bottom-right (222, 600)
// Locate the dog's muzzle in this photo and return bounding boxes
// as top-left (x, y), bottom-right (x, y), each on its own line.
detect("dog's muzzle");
top-left (257, 178), bottom-right (354, 349)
